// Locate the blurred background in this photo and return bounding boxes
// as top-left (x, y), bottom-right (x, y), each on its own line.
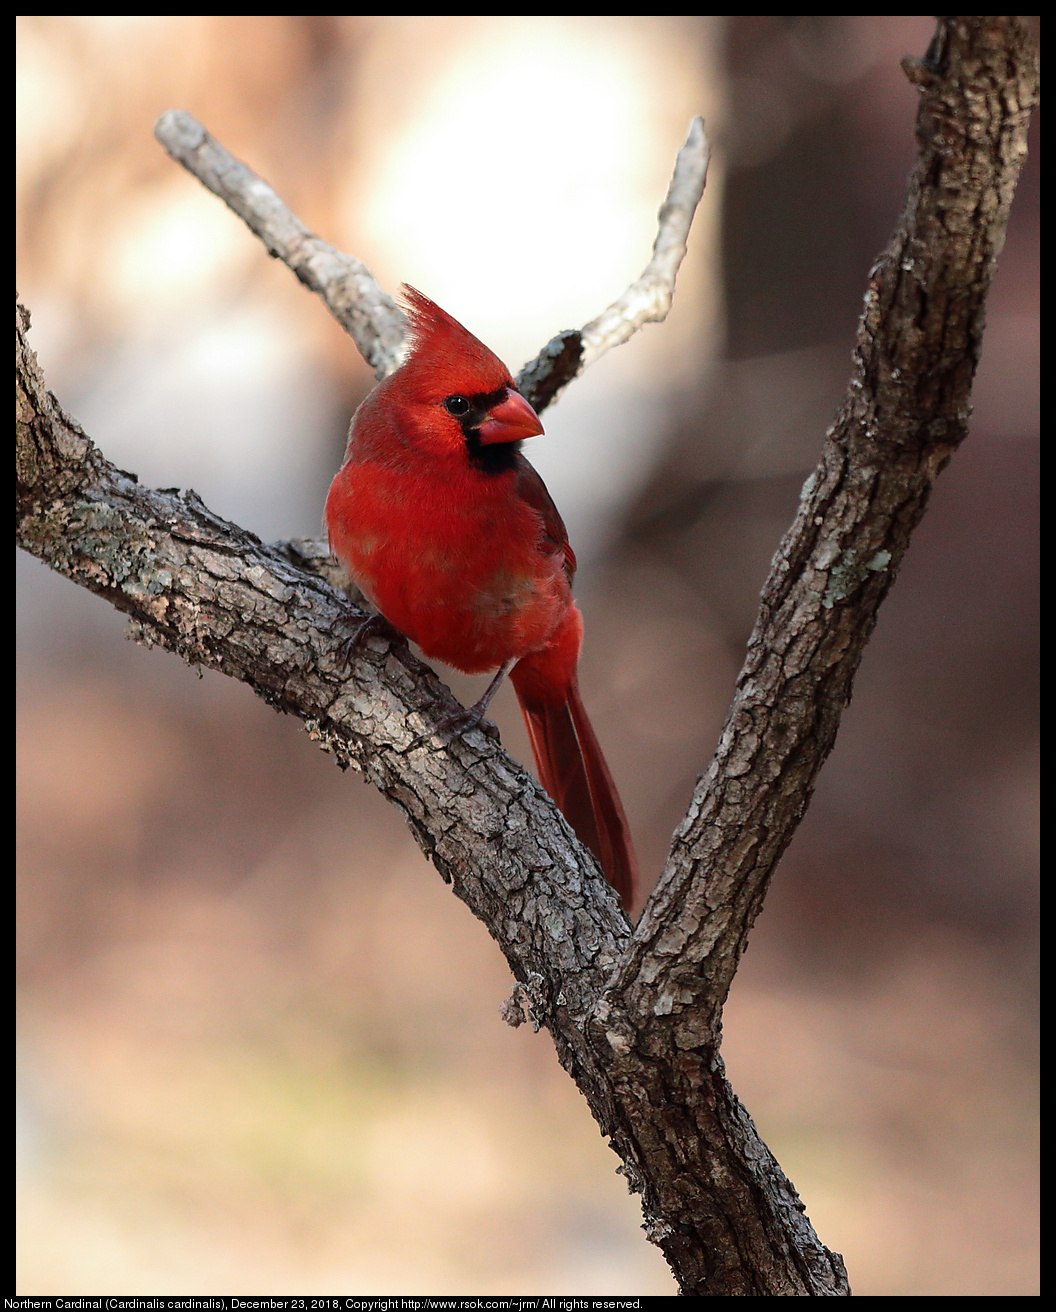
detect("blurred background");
top-left (16, 15), bottom-right (1037, 1296)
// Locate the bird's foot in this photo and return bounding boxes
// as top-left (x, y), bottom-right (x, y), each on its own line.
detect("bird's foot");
top-left (404, 657), bottom-right (515, 753)
top-left (335, 611), bottom-right (405, 671)
top-left (404, 701), bottom-right (500, 754)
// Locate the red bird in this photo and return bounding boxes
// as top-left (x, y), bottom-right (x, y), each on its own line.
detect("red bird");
top-left (325, 287), bottom-right (638, 914)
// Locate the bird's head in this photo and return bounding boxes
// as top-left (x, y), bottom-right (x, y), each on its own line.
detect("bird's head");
top-left (389, 285), bottom-right (544, 470)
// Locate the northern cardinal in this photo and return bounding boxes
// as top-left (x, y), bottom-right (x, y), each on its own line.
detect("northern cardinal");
top-left (325, 287), bottom-right (638, 913)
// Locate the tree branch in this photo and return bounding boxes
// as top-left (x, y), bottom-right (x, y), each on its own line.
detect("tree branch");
top-left (589, 17), bottom-right (1038, 1291)
top-left (16, 284), bottom-right (632, 1035)
top-left (153, 109), bottom-right (408, 380)
top-left (16, 16), bottom-right (1037, 1296)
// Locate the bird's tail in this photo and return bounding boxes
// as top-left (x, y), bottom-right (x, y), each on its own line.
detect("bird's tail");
top-left (510, 656), bottom-right (639, 916)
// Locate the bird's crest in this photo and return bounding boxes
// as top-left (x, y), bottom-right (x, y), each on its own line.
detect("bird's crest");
top-left (398, 285), bottom-right (511, 395)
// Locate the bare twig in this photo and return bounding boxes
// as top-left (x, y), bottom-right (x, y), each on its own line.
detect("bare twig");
top-left (153, 109), bottom-right (711, 413)
top-left (578, 117), bottom-right (711, 365)
top-left (153, 110), bottom-right (407, 379)
top-left (516, 116), bottom-right (711, 411)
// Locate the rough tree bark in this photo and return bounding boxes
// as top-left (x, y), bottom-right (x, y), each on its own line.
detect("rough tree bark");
top-left (15, 17), bottom-right (1037, 1297)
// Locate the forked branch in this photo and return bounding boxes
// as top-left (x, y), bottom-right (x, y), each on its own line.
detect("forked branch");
top-left (17, 17), bottom-right (1037, 1295)
top-left (153, 109), bottom-right (711, 410)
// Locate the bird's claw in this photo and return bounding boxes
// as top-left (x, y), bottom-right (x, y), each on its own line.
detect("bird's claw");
top-left (404, 704), bottom-right (500, 754)
top-left (335, 611), bottom-right (404, 671)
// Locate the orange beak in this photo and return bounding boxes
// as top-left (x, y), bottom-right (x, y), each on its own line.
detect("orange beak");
top-left (477, 389), bottom-right (544, 445)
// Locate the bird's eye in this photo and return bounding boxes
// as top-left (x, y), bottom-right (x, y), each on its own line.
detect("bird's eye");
top-left (443, 395), bottom-right (471, 417)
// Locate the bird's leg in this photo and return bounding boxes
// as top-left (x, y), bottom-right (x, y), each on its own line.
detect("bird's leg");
top-left (406, 657), bottom-right (517, 752)
top-left (335, 610), bottom-right (406, 671)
